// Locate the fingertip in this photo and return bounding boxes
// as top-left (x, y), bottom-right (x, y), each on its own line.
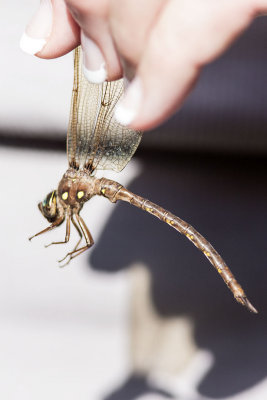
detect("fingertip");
top-left (20, 0), bottom-right (80, 59)
top-left (114, 78), bottom-right (165, 131)
top-left (114, 72), bottom-right (183, 131)
top-left (82, 63), bottom-right (107, 84)
top-left (37, 0), bottom-right (80, 59)
top-left (114, 51), bottom-right (199, 131)
top-left (20, 32), bottom-right (47, 56)
top-left (114, 77), bottom-right (142, 127)
top-left (80, 30), bottom-right (107, 83)
top-left (20, 0), bottom-right (53, 56)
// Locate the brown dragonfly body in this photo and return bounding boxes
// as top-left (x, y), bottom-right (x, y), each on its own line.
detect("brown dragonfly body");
top-left (30, 47), bottom-right (257, 313)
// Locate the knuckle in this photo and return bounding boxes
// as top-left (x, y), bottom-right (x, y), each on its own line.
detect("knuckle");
top-left (65, 0), bottom-right (108, 18)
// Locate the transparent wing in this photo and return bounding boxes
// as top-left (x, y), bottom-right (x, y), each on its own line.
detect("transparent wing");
top-left (67, 47), bottom-right (143, 172)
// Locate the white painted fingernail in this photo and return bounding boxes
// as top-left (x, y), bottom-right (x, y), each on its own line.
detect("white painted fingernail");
top-left (81, 31), bottom-right (107, 84)
top-left (20, 0), bottom-right (53, 55)
top-left (114, 77), bottom-right (143, 126)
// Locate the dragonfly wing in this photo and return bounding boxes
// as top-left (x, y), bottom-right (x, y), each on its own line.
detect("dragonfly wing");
top-left (67, 47), bottom-right (142, 172)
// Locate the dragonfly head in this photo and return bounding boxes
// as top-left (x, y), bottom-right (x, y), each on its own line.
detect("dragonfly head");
top-left (38, 190), bottom-right (60, 223)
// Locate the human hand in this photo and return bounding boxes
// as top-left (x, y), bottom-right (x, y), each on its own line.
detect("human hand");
top-left (20, 0), bottom-right (267, 130)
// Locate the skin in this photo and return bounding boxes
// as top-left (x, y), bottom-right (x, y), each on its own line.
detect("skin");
top-left (36, 0), bottom-right (267, 130)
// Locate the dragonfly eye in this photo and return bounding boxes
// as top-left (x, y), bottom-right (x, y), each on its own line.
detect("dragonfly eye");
top-left (38, 190), bottom-right (58, 222)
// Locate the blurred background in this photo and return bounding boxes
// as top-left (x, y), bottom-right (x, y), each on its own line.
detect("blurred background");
top-left (0, 2), bottom-right (267, 399)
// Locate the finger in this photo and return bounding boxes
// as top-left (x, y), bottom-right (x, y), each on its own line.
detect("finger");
top-left (115, 0), bottom-right (264, 130)
top-left (254, 0), bottom-right (267, 13)
top-left (109, 0), bottom-right (166, 76)
top-left (20, 0), bottom-right (80, 59)
top-left (80, 17), bottom-right (122, 82)
top-left (65, 0), bottom-right (122, 81)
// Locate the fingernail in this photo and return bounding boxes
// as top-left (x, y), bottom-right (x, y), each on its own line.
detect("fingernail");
top-left (81, 31), bottom-right (107, 84)
top-left (20, 0), bottom-right (53, 55)
top-left (114, 77), bottom-right (143, 126)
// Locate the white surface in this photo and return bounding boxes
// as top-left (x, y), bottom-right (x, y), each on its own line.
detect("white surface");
top-left (1, 2), bottom-right (266, 397)
top-left (1, 1), bottom-right (72, 135)
top-left (1, 148), bottom-right (266, 400)
top-left (0, 147), bottom-right (140, 399)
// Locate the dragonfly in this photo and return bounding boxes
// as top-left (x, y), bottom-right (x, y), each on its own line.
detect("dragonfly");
top-left (30, 47), bottom-right (257, 314)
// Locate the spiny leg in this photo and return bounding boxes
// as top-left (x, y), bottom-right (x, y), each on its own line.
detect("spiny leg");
top-left (29, 215), bottom-right (65, 241)
top-left (70, 215), bottom-right (83, 252)
top-left (63, 214), bottom-right (94, 259)
top-left (59, 213), bottom-right (94, 266)
top-left (57, 216), bottom-right (83, 264)
top-left (45, 213), bottom-right (71, 247)
top-left (99, 179), bottom-right (257, 313)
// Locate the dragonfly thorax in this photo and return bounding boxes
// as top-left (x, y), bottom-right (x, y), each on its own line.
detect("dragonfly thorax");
top-left (57, 168), bottom-right (97, 212)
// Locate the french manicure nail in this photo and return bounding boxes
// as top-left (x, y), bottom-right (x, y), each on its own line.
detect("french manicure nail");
top-left (81, 31), bottom-right (107, 84)
top-left (20, 0), bottom-right (53, 55)
top-left (115, 77), bottom-right (143, 126)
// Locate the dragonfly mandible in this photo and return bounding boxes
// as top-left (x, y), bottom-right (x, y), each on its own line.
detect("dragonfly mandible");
top-left (30, 47), bottom-right (257, 314)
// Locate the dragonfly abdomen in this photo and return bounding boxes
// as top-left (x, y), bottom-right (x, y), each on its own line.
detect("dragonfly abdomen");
top-left (99, 178), bottom-right (257, 313)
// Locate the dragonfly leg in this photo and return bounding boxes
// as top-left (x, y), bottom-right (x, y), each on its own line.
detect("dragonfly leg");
top-left (45, 213), bottom-right (71, 248)
top-left (57, 215), bottom-right (83, 264)
top-left (58, 213), bottom-right (94, 267)
top-left (70, 215), bottom-right (83, 252)
top-left (29, 215), bottom-right (65, 241)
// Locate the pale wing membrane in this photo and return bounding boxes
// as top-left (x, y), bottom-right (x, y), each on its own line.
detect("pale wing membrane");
top-left (67, 47), bottom-right (142, 172)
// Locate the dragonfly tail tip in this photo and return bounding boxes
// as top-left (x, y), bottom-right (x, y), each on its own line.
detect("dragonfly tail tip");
top-left (237, 296), bottom-right (258, 314)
